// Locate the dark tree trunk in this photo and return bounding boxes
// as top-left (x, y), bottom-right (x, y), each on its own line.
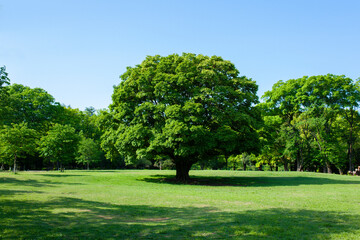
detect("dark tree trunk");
top-left (346, 109), bottom-right (355, 172)
top-left (297, 148), bottom-right (304, 171)
top-left (175, 161), bottom-right (192, 182)
top-left (275, 166), bottom-right (278, 171)
top-left (325, 161), bottom-right (332, 174)
top-left (282, 157), bottom-right (289, 171)
top-left (348, 137), bottom-right (354, 172)
top-left (243, 163), bottom-right (247, 171)
top-left (284, 164), bottom-right (289, 171)
top-left (87, 161), bottom-right (90, 170)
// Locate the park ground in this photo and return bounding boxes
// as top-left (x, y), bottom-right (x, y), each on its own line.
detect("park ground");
top-left (1, 170), bottom-right (360, 239)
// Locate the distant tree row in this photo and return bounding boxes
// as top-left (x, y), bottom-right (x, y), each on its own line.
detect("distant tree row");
top-left (258, 74), bottom-right (360, 174)
top-left (0, 66), bottom-right (124, 172)
top-left (1, 54), bottom-right (360, 179)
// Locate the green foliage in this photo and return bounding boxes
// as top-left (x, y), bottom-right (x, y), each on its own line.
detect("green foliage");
top-left (107, 53), bottom-right (261, 180)
top-left (261, 74), bottom-right (360, 173)
top-left (97, 109), bottom-right (124, 165)
top-left (0, 123), bottom-right (38, 172)
top-left (0, 66), bottom-right (10, 125)
top-left (56, 107), bottom-right (101, 139)
top-left (6, 84), bottom-right (62, 132)
top-left (0, 66), bottom-right (10, 88)
top-left (38, 124), bottom-right (80, 169)
top-left (76, 137), bottom-right (101, 170)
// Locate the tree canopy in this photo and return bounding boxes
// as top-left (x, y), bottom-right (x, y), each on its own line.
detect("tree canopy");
top-left (0, 123), bottom-right (38, 173)
top-left (38, 124), bottom-right (80, 170)
top-left (0, 66), bottom-right (10, 125)
top-left (261, 74), bottom-right (360, 173)
top-left (6, 84), bottom-right (62, 132)
top-left (106, 53), bottom-right (261, 180)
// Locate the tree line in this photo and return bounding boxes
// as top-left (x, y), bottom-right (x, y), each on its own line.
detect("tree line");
top-left (1, 54), bottom-right (359, 179)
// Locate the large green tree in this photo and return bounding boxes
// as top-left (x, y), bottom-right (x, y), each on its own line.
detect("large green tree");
top-left (106, 53), bottom-right (261, 181)
top-left (0, 123), bottom-right (38, 173)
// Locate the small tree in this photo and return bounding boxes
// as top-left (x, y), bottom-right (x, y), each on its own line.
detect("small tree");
top-left (38, 124), bottom-right (80, 170)
top-left (76, 137), bottom-right (101, 170)
top-left (0, 123), bottom-right (37, 173)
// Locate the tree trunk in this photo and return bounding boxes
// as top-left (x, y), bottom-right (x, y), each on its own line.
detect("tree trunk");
top-left (346, 109), bottom-right (355, 172)
top-left (13, 153), bottom-right (17, 174)
top-left (282, 156), bottom-right (289, 171)
top-left (175, 161), bottom-right (192, 182)
top-left (87, 161), bottom-right (90, 170)
top-left (297, 148), bottom-right (304, 171)
top-left (348, 139), bottom-right (354, 172)
top-left (325, 161), bottom-right (332, 174)
top-left (243, 163), bottom-right (246, 171)
top-left (284, 164), bottom-right (289, 171)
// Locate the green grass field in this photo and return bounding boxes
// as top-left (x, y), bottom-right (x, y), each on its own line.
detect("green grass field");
top-left (1, 170), bottom-right (360, 239)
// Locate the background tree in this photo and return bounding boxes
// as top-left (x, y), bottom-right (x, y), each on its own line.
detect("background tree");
top-left (106, 53), bottom-right (261, 181)
top-left (76, 137), bottom-right (101, 170)
top-left (38, 124), bottom-right (80, 170)
top-left (0, 123), bottom-right (37, 173)
top-left (97, 109), bottom-right (125, 168)
top-left (6, 84), bottom-right (62, 132)
top-left (0, 66), bottom-right (10, 87)
top-left (262, 74), bottom-right (360, 173)
top-left (0, 66), bottom-right (10, 126)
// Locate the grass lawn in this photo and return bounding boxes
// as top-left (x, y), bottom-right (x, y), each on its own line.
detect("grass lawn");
top-left (1, 170), bottom-right (360, 239)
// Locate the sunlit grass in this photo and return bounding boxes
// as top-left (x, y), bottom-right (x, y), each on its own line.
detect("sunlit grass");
top-left (1, 170), bottom-right (360, 239)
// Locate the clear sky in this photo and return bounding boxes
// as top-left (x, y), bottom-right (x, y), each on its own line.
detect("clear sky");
top-left (1, 0), bottom-right (359, 110)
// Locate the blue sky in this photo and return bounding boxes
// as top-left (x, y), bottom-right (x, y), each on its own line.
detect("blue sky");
top-left (1, 0), bottom-right (359, 110)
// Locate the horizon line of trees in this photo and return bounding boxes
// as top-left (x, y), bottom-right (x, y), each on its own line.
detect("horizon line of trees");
top-left (1, 60), bottom-right (360, 175)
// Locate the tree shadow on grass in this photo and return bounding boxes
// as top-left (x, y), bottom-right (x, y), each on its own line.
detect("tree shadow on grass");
top-left (0, 191), bottom-right (359, 239)
top-left (0, 189), bottom-right (43, 196)
top-left (140, 175), bottom-right (360, 187)
top-left (1, 177), bottom-right (85, 187)
top-left (39, 174), bottom-right (87, 178)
